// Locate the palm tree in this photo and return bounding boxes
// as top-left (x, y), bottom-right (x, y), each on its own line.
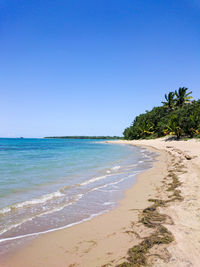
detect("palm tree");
top-left (138, 119), bottom-right (154, 137)
top-left (166, 114), bottom-right (183, 139)
top-left (162, 91), bottom-right (175, 111)
top-left (175, 87), bottom-right (193, 107)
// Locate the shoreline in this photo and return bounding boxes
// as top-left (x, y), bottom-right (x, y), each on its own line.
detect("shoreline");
top-left (1, 138), bottom-right (200, 266)
top-left (0, 144), bottom-right (153, 257)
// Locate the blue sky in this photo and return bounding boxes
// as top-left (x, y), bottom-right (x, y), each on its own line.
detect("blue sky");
top-left (0, 0), bottom-right (200, 137)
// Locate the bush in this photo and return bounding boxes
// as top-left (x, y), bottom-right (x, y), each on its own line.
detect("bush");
top-left (123, 94), bottom-right (200, 140)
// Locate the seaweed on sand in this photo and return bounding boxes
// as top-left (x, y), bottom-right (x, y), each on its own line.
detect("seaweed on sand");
top-left (117, 226), bottom-right (174, 267)
top-left (116, 170), bottom-right (183, 266)
top-left (103, 153), bottom-right (184, 267)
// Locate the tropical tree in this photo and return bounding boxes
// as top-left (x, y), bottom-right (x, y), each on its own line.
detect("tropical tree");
top-left (123, 127), bottom-right (134, 140)
top-left (165, 114), bottom-right (183, 139)
top-left (162, 91), bottom-right (175, 111)
top-left (138, 119), bottom-right (154, 136)
top-left (175, 87), bottom-right (193, 107)
top-left (123, 88), bottom-right (199, 140)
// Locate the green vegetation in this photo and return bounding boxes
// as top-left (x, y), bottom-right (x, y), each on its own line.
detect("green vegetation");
top-left (44, 136), bottom-right (122, 139)
top-left (123, 87), bottom-right (200, 140)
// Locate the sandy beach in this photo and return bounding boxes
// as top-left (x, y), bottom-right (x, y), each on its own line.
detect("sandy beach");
top-left (1, 137), bottom-right (200, 267)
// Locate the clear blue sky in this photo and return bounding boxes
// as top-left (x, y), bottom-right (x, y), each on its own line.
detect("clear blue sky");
top-left (0, 0), bottom-right (200, 137)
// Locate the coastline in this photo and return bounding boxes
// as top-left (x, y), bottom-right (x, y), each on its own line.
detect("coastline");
top-left (1, 138), bottom-right (200, 266)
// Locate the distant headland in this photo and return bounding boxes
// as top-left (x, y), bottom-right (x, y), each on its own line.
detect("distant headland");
top-left (44, 136), bottom-right (122, 139)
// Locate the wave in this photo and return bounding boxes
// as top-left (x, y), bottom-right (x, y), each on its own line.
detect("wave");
top-left (80, 166), bottom-right (124, 186)
top-left (106, 165), bottom-right (121, 173)
top-left (91, 177), bottom-right (126, 192)
top-left (0, 193), bottom-right (84, 236)
top-left (80, 174), bottom-right (112, 186)
top-left (0, 174), bottom-right (129, 237)
top-left (103, 202), bottom-right (115, 206)
top-left (0, 165), bottom-right (145, 240)
top-left (0, 207), bottom-right (11, 215)
top-left (0, 166), bottom-right (142, 218)
top-left (0, 191), bottom-right (65, 215)
top-left (126, 170), bottom-right (142, 178)
top-left (0, 209), bottom-right (109, 244)
top-left (0, 164), bottom-right (135, 216)
top-left (112, 165), bottom-right (120, 170)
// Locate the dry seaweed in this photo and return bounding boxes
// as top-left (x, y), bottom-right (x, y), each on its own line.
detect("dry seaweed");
top-left (116, 166), bottom-right (183, 266)
top-left (117, 226), bottom-right (174, 267)
top-left (104, 155), bottom-right (184, 267)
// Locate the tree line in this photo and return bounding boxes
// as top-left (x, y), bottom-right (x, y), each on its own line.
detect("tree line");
top-left (123, 87), bottom-right (200, 140)
top-left (44, 136), bottom-right (122, 139)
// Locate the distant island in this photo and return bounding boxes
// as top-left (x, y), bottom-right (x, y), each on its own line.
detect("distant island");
top-left (44, 136), bottom-right (122, 139)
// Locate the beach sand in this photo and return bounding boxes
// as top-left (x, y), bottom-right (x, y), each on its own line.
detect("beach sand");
top-left (1, 138), bottom-right (200, 267)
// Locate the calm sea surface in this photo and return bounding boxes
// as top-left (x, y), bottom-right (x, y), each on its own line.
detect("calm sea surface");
top-left (0, 138), bottom-right (156, 255)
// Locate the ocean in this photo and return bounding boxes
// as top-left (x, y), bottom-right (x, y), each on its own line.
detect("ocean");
top-left (0, 138), bottom-right (155, 255)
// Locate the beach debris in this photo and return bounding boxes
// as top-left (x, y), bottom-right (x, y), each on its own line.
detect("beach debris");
top-left (114, 151), bottom-right (184, 267)
top-left (185, 154), bottom-right (192, 160)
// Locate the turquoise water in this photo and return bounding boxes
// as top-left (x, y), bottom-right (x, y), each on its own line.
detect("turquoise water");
top-left (0, 138), bottom-right (155, 254)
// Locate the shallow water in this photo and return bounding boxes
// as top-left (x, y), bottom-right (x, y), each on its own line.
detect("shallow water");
top-left (0, 138), bottom-right (156, 256)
